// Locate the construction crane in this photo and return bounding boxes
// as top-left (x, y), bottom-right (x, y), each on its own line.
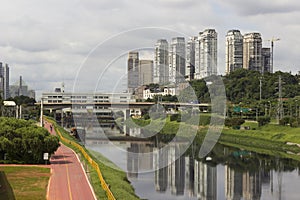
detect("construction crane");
top-left (268, 37), bottom-right (280, 73)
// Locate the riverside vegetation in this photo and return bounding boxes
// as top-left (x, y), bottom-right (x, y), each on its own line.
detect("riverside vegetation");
top-left (124, 113), bottom-right (300, 161)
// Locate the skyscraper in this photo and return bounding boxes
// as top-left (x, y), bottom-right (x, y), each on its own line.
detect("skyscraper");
top-left (139, 60), bottom-right (153, 86)
top-left (127, 52), bottom-right (139, 93)
top-left (195, 29), bottom-right (218, 79)
top-left (0, 63), bottom-right (9, 99)
top-left (169, 37), bottom-right (185, 83)
top-left (186, 36), bottom-right (197, 80)
top-left (226, 30), bottom-right (243, 74)
top-left (154, 39), bottom-right (169, 85)
top-left (261, 48), bottom-right (271, 74)
top-left (194, 36), bottom-right (201, 79)
top-left (243, 33), bottom-right (262, 72)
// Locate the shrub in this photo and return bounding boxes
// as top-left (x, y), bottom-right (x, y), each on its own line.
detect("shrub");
top-left (225, 117), bottom-right (245, 127)
top-left (289, 117), bottom-right (299, 127)
top-left (170, 114), bottom-right (181, 122)
top-left (279, 117), bottom-right (290, 126)
top-left (257, 116), bottom-right (271, 127)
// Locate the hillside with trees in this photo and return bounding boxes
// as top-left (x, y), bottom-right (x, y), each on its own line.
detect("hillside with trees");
top-left (224, 69), bottom-right (300, 103)
top-left (189, 69), bottom-right (300, 104)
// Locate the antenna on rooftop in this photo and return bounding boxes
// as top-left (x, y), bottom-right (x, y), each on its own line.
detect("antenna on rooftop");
top-left (267, 37), bottom-right (280, 73)
top-left (62, 82), bottom-right (65, 93)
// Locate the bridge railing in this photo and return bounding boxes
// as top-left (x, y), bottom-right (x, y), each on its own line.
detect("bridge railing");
top-left (46, 118), bottom-right (116, 200)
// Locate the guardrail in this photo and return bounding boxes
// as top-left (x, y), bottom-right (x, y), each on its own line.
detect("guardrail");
top-left (46, 119), bottom-right (116, 200)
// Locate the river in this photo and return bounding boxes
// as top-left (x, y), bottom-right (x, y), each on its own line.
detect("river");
top-left (86, 140), bottom-right (300, 200)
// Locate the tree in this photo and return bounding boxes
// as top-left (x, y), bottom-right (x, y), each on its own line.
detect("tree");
top-left (0, 117), bottom-right (59, 164)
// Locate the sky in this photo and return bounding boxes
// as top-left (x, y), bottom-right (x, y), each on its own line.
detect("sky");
top-left (0, 0), bottom-right (299, 99)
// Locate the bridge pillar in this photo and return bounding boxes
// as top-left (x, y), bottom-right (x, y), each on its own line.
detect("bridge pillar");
top-left (61, 109), bottom-right (64, 127)
top-left (121, 109), bottom-right (131, 135)
top-left (123, 109), bottom-right (131, 121)
top-left (53, 111), bottom-right (57, 122)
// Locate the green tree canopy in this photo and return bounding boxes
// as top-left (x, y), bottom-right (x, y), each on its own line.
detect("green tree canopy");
top-left (0, 117), bottom-right (59, 164)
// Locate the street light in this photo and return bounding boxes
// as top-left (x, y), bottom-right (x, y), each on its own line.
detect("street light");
top-left (40, 98), bottom-right (44, 127)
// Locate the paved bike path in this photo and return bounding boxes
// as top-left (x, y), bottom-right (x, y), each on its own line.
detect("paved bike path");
top-left (45, 122), bottom-right (96, 200)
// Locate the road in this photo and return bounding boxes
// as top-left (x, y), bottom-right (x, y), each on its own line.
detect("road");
top-left (45, 122), bottom-right (96, 200)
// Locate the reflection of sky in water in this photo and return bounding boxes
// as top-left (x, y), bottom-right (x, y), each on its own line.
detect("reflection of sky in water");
top-left (87, 141), bottom-right (300, 200)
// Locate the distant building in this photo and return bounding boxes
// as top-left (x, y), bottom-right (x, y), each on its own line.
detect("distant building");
top-left (135, 85), bottom-right (147, 100)
top-left (139, 60), bottom-right (153, 86)
top-left (143, 87), bottom-right (176, 99)
top-left (154, 39), bottom-right (169, 85)
top-left (169, 37), bottom-right (185, 83)
top-left (226, 30), bottom-right (243, 74)
top-left (186, 36), bottom-right (197, 80)
top-left (195, 29), bottom-right (218, 79)
top-left (127, 52), bottom-right (139, 93)
top-left (42, 91), bottom-right (135, 129)
top-left (0, 63), bottom-right (10, 99)
top-left (261, 48), bottom-right (271, 74)
top-left (243, 33), bottom-right (262, 72)
top-left (42, 92), bottom-right (134, 104)
top-left (9, 76), bottom-right (36, 99)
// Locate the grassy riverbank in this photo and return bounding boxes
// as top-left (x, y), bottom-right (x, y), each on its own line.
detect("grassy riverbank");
top-left (126, 117), bottom-right (300, 161)
top-left (218, 121), bottom-right (300, 160)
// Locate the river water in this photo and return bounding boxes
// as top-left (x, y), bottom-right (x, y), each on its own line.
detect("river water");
top-left (86, 140), bottom-right (300, 200)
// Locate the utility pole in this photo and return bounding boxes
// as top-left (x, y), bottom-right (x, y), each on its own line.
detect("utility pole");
top-left (268, 37), bottom-right (280, 73)
top-left (259, 77), bottom-right (262, 101)
top-left (40, 98), bottom-right (44, 127)
top-left (277, 75), bottom-right (283, 124)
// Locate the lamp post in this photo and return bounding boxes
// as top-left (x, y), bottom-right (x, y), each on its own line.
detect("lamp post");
top-left (40, 98), bottom-right (44, 127)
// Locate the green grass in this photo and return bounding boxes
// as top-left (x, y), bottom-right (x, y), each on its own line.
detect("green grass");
top-left (0, 166), bottom-right (50, 200)
top-left (89, 150), bottom-right (140, 200)
top-left (213, 122), bottom-right (300, 161)
top-left (124, 116), bottom-right (300, 161)
top-left (222, 123), bottom-right (300, 144)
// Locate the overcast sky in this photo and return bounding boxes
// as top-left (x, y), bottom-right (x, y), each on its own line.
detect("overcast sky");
top-left (0, 0), bottom-right (299, 98)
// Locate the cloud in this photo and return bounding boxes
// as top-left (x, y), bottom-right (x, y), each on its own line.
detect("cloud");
top-left (217, 0), bottom-right (300, 16)
top-left (0, 0), bottom-right (299, 99)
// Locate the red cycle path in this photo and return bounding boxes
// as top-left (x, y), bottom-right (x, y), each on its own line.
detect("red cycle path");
top-left (45, 122), bottom-right (96, 200)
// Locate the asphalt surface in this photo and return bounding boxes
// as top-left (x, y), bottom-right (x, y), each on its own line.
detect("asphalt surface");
top-left (45, 122), bottom-right (96, 200)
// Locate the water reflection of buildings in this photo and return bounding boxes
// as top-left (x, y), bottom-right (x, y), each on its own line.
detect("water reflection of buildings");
top-left (126, 143), bottom-right (275, 199)
top-left (242, 171), bottom-right (261, 200)
top-left (170, 145), bottom-right (185, 195)
top-left (153, 145), bottom-right (218, 199)
top-left (225, 166), bottom-right (243, 200)
top-left (195, 160), bottom-right (217, 200)
top-left (127, 143), bottom-right (153, 178)
top-left (225, 165), bottom-right (266, 200)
